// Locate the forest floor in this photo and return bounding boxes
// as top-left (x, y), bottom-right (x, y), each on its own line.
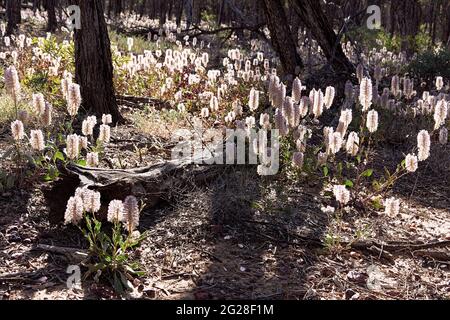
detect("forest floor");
top-left (0, 15), bottom-right (449, 300)
top-left (0, 105), bottom-right (449, 300)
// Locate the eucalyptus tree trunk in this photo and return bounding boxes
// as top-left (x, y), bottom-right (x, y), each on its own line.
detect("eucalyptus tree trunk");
top-left (72, 0), bottom-right (123, 123)
top-left (139, 0), bottom-right (148, 18)
top-left (262, 0), bottom-right (303, 79)
top-left (6, 0), bottom-right (21, 35)
top-left (445, 3), bottom-right (450, 47)
top-left (185, 0), bottom-right (193, 28)
top-left (175, 0), bottom-right (185, 27)
top-left (290, 0), bottom-right (354, 76)
top-left (45, 0), bottom-right (57, 32)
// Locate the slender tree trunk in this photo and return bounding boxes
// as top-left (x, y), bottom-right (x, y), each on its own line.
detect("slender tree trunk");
top-left (139, 0), bottom-right (147, 18)
top-left (192, 0), bottom-right (201, 25)
top-left (185, 0), bottom-right (193, 29)
top-left (290, 0), bottom-right (354, 75)
top-left (129, 0), bottom-right (136, 13)
top-left (175, 0), bottom-right (185, 27)
top-left (112, 0), bottom-right (122, 17)
top-left (107, 0), bottom-right (112, 18)
top-left (33, 0), bottom-right (42, 11)
top-left (262, 0), bottom-right (303, 79)
top-left (445, 4), bottom-right (450, 48)
top-left (159, 0), bottom-right (168, 26)
top-left (167, 0), bottom-right (173, 20)
top-left (217, 0), bottom-right (225, 26)
top-left (45, 0), bottom-right (57, 32)
top-left (73, 0), bottom-right (123, 123)
top-left (6, 0), bottom-right (21, 35)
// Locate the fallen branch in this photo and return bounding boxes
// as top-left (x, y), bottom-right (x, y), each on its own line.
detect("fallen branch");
top-left (348, 240), bottom-right (450, 252)
top-left (116, 95), bottom-right (170, 109)
top-left (0, 270), bottom-right (46, 282)
top-left (44, 154), bottom-right (225, 223)
top-left (186, 24), bottom-right (266, 39)
top-left (34, 244), bottom-right (88, 262)
top-left (413, 250), bottom-right (450, 262)
top-left (247, 225), bottom-right (450, 262)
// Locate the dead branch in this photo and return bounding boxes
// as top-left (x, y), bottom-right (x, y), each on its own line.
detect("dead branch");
top-left (34, 244), bottom-right (88, 262)
top-left (116, 95), bottom-right (170, 109)
top-left (349, 240), bottom-right (450, 252)
top-left (413, 250), bottom-right (450, 262)
top-left (44, 153), bottom-right (225, 223)
top-left (185, 24), bottom-right (266, 39)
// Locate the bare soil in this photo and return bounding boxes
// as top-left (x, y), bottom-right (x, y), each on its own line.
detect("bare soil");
top-left (1, 108), bottom-right (449, 300)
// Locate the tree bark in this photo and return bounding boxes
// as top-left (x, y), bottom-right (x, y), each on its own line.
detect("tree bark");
top-left (446, 4), bottom-right (450, 48)
top-left (6, 0), bottom-right (21, 35)
top-left (44, 155), bottom-right (221, 223)
top-left (45, 0), bottom-right (57, 32)
top-left (217, 0), bottom-right (225, 26)
top-left (111, 0), bottom-right (122, 17)
top-left (73, 0), bottom-right (123, 123)
top-left (290, 0), bottom-right (354, 76)
top-left (262, 0), bottom-right (303, 79)
top-left (139, 0), bottom-right (148, 18)
top-left (175, 0), bottom-right (185, 27)
top-left (443, 3), bottom-right (450, 46)
top-left (390, 0), bottom-right (421, 54)
top-left (185, 0), bottom-right (193, 28)
top-left (192, 0), bottom-right (201, 25)
top-left (159, 0), bottom-right (168, 26)
top-left (33, 0), bottom-right (42, 11)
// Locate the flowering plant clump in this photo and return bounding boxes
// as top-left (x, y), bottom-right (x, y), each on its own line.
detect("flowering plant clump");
top-left (64, 189), bottom-right (146, 294)
top-left (0, 13), bottom-right (449, 298)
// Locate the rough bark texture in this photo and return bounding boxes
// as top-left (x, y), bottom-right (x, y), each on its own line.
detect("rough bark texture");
top-left (290, 0), bottom-right (354, 76)
top-left (444, 3), bottom-right (450, 47)
top-left (44, 156), bottom-right (221, 223)
top-left (73, 0), bottom-right (123, 123)
top-left (262, 0), bottom-right (303, 79)
top-left (6, 0), bottom-right (21, 35)
top-left (45, 0), bottom-right (57, 32)
top-left (192, 0), bottom-right (201, 25)
top-left (107, 0), bottom-right (122, 17)
top-left (389, 0), bottom-right (421, 53)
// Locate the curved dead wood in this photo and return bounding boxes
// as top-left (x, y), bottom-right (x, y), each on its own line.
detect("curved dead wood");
top-left (44, 155), bottom-right (223, 224)
top-left (116, 95), bottom-right (170, 110)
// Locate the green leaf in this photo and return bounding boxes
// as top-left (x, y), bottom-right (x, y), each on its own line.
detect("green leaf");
top-left (76, 159), bottom-right (87, 166)
top-left (372, 180), bottom-right (382, 191)
top-left (85, 216), bottom-right (93, 232)
top-left (119, 272), bottom-right (133, 291)
top-left (134, 270), bottom-right (146, 277)
top-left (53, 150), bottom-right (65, 162)
top-left (400, 159), bottom-right (406, 169)
top-left (323, 166), bottom-right (329, 177)
top-left (372, 198), bottom-right (383, 210)
top-left (113, 273), bottom-right (125, 294)
top-left (94, 219), bottom-right (102, 233)
top-left (344, 180), bottom-right (354, 188)
top-left (361, 169), bottom-right (374, 178)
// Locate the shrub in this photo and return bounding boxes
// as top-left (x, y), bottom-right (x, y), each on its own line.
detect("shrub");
top-left (407, 49), bottom-right (450, 85)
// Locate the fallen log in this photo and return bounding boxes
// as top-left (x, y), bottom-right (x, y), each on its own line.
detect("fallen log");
top-left (34, 244), bottom-right (88, 263)
top-left (413, 250), bottom-right (450, 262)
top-left (43, 155), bottom-right (224, 224)
top-left (116, 95), bottom-right (170, 110)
